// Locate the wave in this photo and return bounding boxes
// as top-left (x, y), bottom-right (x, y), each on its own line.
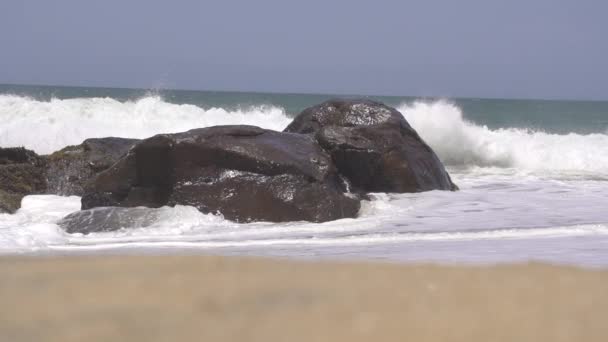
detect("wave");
top-left (1, 94), bottom-right (607, 175)
top-left (398, 101), bottom-right (608, 174)
top-left (0, 95), bottom-right (292, 154)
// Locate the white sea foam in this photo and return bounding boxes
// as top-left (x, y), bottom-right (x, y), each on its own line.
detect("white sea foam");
top-left (2, 95), bottom-right (608, 266)
top-left (0, 95), bottom-right (292, 154)
top-left (398, 101), bottom-right (608, 174)
top-left (2, 175), bottom-right (608, 260)
top-left (2, 94), bottom-right (607, 175)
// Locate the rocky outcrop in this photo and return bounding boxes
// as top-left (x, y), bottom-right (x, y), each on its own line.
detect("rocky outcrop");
top-left (0, 138), bottom-right (136, 213)
top-left (4, 99), bottom-right (456, 232)
top-left (81, 126), bottom-right (360, 223)
top-left (46, 138), bottom-right (139, 196)
top-left (0, 147), bottom-right (47, 213)
top-left (284, 99), bottom-right (457, 192)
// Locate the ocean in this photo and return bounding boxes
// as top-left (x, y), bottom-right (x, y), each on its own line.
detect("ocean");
top-left (1, 84), bottom-right (608, 267)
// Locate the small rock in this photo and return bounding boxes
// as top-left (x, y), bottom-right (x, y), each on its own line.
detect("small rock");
top-left (0, 147), bottom-right (47, 213)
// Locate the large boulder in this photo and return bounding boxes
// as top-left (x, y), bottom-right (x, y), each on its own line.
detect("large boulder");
top-left (284, 99), bottom-right (457, 193)
top-left (0, 147), bottom-right (47, 213)
top-left (46, 138), bottom-right (139, 196)
top-left (81, 125), bottom-right (360, 223)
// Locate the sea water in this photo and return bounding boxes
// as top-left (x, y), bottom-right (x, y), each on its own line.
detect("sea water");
top-left (1, 84), bottom-right (607, 267)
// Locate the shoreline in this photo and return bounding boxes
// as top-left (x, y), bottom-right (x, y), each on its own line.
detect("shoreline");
top-left (1, 255), bottom-right (607, 341)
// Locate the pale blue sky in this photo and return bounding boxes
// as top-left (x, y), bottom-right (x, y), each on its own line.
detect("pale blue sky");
top-left (1, 0), bottom-right (607, 99)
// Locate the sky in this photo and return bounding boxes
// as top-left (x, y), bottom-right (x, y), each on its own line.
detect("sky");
top-left (1, 0), bottom-right (607, 100)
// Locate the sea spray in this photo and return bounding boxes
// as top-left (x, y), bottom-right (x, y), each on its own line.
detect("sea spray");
top-left (0, 95), bottom-right (292, 154)
top-left (399, 101), bottom-right (608, 174)
top-left (3, 94), bottom-right (608, 176)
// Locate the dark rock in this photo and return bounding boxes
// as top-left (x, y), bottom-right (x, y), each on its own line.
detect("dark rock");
top-left (0, 147), bottom-right (47, 213)
top-left (1, 138), bottom-right (137, 213)
top-left (0, 147), bottom-right (42, 165)
top-left (45, 138), bottom-right (139, 196)
top-left (81, 126), bottom-right (360, 223)
top-left (0, 190), bottom-right (23, 214)
top-left (59, 207), bottom-right (162, 234)
top-left (284, 99), bottom-right (457, 193)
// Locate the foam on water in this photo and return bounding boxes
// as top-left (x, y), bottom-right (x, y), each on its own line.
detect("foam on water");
top-left (2, 94), bottom-right (608, 266)
top-left (2, 94), bottom-right (608, 177)
top-left (2, 174), bottom-right (608, 266)
top-left (0, 95), bottom-right (292, 154)
top-left (398, 101), bottom-right (608, 174)
top-left (0, 195), bottom-right (80, 252)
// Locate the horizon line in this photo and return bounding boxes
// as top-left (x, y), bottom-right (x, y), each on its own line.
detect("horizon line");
top-left (1, 82), bottom-right (607, 103)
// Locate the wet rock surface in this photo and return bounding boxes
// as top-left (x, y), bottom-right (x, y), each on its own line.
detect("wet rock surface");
top-left (46, 138), bottom-right (139, 196)
top-left (59, 207), bottom-right (163, 234)
top-left (285, 99), bottom-right (457, 192)
top-left (81, 125), bottom-right (360, 224)
top-left (2, 99), bottom-right (456, 232)
top-left (0, 147), bottom-right (47, 213)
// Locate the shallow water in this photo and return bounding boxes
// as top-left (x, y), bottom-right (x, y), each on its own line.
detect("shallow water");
top-left (2, 171), bottom-right (607, 267)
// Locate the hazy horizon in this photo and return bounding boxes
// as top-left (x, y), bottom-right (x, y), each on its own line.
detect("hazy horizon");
top-left (4, 82), bottom-right (608, 103)
top-left (2, 1), bottom-right (607, 100)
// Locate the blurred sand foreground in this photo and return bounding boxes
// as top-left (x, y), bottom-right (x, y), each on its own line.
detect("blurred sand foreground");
top-left (1, 256), bottom-right (607, 341)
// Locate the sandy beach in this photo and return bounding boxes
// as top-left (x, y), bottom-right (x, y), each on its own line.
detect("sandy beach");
top-left (1, 256), bottom-right (606, 341)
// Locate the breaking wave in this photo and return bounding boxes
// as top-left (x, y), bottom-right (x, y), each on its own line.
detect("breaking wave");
top-left (398, 101), bottom-right (608, 174)
top-left (0, 95), bottom-right (292, 154)
top-left (1, 94), bottom-right (608, 175)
